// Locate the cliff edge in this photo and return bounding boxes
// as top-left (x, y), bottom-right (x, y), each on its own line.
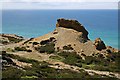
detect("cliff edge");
top-left (56, 18), bottom-right (89, 40)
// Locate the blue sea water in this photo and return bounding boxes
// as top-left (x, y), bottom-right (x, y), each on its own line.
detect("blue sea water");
top-left (2, 9), bottom-right (118, 48)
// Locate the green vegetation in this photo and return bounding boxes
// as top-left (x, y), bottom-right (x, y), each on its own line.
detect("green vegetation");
top-left (14, 47), bottom-right (27, 51)
top-left (82, 52), bottom-right (120, 72)
top-left (2, 66), bottom-right (24, 78)
top-left (49, 55), bottom-right (62, 61)
top-left (58, 51), bottom-right (83, 66)
top-left (21, 76), bottom-right (38, 78)
top-left (0, 40), bottom-right (8, 44)
top-left (1, 52), bottom-right (88, 78)
top-left (7, 36), bottom-right (23, 43)
top-left (14, 47), bottom-right (32, 52)
top-left (75, 63), bottom-right (82, 67)
top-left (35, 42), bottom-right (55, 54)
top-left (6, 48), bottom-right (15, 52)
top-left (3, 35), bottom-right (23, 43)
top-left (2, 51), bottom-right (119, 79)
top-left (24, 63), bottom-right (91, 78)
top-left (57, 51), bottom-right (120, 72)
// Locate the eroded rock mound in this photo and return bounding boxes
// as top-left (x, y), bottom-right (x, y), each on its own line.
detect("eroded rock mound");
top-left (94, 38), bottom-right (106, 51)
top-left (0, 34), bottom-right (24, 45)
top-left (23, 18), bottom-right (118, 56)
top-left (56, 18), bottom-right (89, 40)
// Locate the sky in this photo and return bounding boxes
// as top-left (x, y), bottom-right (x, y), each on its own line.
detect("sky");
top-left (0, 0), bottom-right (119, 9)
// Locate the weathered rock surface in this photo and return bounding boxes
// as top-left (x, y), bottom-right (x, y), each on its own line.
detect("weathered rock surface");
top-left (13, 18), bottom-right (118, 56)
top-left (0, 34), bottom-right (24, 45)
top-left (26, 18), bottom-right (97, 56)
top-left (94, 38), bottom-right (106, 51)
top-left (56, 18), bottom-right (89, 40)
top-left (2, 18), bottom-right (120, 79)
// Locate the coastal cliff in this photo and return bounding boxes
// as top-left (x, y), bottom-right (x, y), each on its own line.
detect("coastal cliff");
top-left (29, 18), bottom-right (118, 56)
top-left (1, 18), bottom-right (120, 79)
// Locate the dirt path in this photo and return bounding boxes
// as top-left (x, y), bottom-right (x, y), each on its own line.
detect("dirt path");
top-left (85, 69), bottom-right (120, 79)
top-left (1, 41), bottom-right (120, 79)
top-left (8, 51), bottom-right (120, 79)
top-left (12, 59), bottom-right (32, 68)
top-left (48, 61), bottom-right (120, 79)
top-left (9, 51), bottom-right (51, 61)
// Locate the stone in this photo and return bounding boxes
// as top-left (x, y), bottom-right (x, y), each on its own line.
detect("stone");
top-left (94, 38), bottom-right (106, 51)
top-left (56, 18), bottom-right (89, 40)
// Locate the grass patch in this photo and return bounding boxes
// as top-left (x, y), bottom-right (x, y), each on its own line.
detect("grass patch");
top-left (2, 51), bottom-right (116, 78)
top-left (6, 48), bottom-right (15, 52)
top-left (49, 55), bottom-right (63, 61)
top-left (7, 37), bottom-right (23, 43)
top-left (82, 52), bottom-right (120, 72)
top-left (35, 42), bottom-right (55, 54)
top-left (14, 47), bottom-right (27, 51)
top-left (14, 47), bottom-right (32, 52)
top-left (0, 40), bottom-right (8, 44)
top-left (2, 66), bottom-right (24, 78)
top-left (58, 51), bottom-right (83, 66)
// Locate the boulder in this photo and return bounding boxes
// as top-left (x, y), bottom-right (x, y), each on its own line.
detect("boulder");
top-left (56, 18), bottom-right (89, 40)
top-left (94, 38), bottom-right (106, 51)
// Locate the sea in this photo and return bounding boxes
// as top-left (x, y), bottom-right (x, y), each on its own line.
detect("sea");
top-left (2, 9), bottom-right (118, 49)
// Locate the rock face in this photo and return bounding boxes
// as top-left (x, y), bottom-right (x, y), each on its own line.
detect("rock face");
top-left (24, 18), bottom-right (118, 56)
top-left (56, 18), bottom-right (89, 40)
top-left (29, 18), bottom-right (97, 56)
top-left (94, 38), bottom-right (106, 51)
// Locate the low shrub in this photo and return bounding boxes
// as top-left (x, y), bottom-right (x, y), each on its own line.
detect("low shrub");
top-left (2, 66), bottom-right (24, 78)
top-left (2, 35), bottom-right (23, 43)
top-left (82, 52), bottom-right (120, 72)
top-left (14, 47), bottom-right (27, 51)
top-left (2, 52), bottom-right (114, 78)
top-left (6, 48), bottom-right (15, 52)
top-left (75, 63), bottom-right (82, 67)
top-left (2, 56), bottom-right (15, 65)
top-left (49, 55), bottom-right (62, 60)
top-left (84, 56), bottom-right (94, 65)
top-left (58, 51), bottom-right (82, 66)
top-left (36, 42), bottom-right (55, 54)
top-left (0, 40), bottom-right (8, 44)
top-left (14, 47), bottom-right (32, 52)
top-left (9, 37), bottom-right (23, 43)
top-left (33, 42), bottom-right (39, 45)
top-left (91, 65), bottom-right (110, 71)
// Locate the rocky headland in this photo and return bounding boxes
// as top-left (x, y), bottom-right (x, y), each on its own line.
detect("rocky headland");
top-left (1, 18), bottom-right (120, 79)
top-left (27, 18), bottom-right (118, 56)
